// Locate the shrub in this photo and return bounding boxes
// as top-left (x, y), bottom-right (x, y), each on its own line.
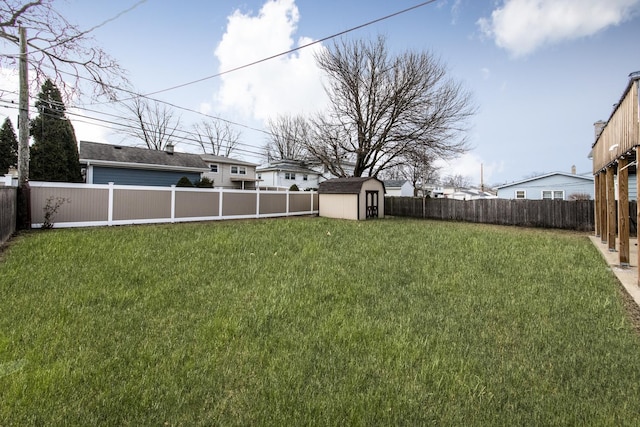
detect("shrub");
top-left (568, 192), bottom-right (591, 201)
top-left (176, 176), bottom-right (194, 187)
top-left (289, 184), bottom-right (299, 191)
top-left (41, 196), bottom-right (70, 229)
top-left (195, 177), bottom-right (214, 188)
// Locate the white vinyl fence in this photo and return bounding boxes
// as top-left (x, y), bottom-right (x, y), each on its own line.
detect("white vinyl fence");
top-left (30, 181), bottom-right (318, 228)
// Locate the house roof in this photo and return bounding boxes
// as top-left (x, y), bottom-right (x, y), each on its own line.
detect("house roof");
top-left (79, 141), bottom-right (209, 172)
top-left (495, 172), bottom-right (594, 189)
top-left (383, 179), bottom-right (410, 188)
top-left (201, 154), bottom-right (257, 167)
top-left (318, 177), bottom-right (385, 194)
top-left (256, 161), bottom-right (319, 175)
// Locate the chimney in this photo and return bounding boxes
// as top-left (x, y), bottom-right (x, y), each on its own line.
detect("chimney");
top-left (593, 120), bottom-right (606, 141)
top-left (165, 143), bottom-right (174, 154)
top-left (571, 165), bottom-right (576, 175)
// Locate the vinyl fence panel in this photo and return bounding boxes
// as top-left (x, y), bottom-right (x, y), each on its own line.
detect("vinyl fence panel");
top-left (29, 182), bottom-right (318, 228)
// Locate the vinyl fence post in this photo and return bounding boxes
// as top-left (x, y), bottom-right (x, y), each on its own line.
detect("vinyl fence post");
top-left (108, 182), bottom-right (114, 226)
top-left (256, 186), bottom-right (260, 218)
top-left (286, 189), bottom-right (290, 216)
top-left (170, 185), bottom-right (176, 223)
top-left (219, 188), bottom-right (224, 218)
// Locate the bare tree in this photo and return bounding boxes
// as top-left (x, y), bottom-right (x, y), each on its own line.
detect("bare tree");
top-left (263, 115), bottom-right (309, 162)
top-left (121, 96), bottom-right (181, 150)
top-left (0, 0), bottom-right (128, 99)
top-left (381, 149), bottom-right (441, 196)
top-left (193, 119), bottom-right (240, 157)
top-left (308, 35), bottom-right (475, 177)
top-left (442, 174), bottom-right (471, 190)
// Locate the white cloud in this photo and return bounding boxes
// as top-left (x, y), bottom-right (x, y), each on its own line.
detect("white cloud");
top-left (451, 0), bottom-right (463, 24)
top-left (213, 0), bottom-right (327, 123)
top-left (68, 108), bottom-right (112, 144)
top-left (199, 102), bottom-right (212, 115)
top-left (436, 152), bottom-right (503, 187)
top-left (0, 68), bottom-right (19, 125)
top-left (477, 0), bottom-right (640, 57)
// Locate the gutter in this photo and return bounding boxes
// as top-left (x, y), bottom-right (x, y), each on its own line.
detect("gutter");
top-left (79, 159), bottom-right (209, 173)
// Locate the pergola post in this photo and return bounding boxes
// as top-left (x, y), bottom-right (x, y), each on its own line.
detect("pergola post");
top-left (618, 157), bottom-right (630, 266)
top-left (637, 149), bottom-right (640, 284)
top-left (600, 170), bottom-right (608, 244)
top-left (606, 166), bottom-right (616, 252)
top-left (594, 173), bottom-right (601, 237)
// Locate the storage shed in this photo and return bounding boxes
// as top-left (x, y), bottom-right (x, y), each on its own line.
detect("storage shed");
top-left (318, 177), bottom-right (385, 220)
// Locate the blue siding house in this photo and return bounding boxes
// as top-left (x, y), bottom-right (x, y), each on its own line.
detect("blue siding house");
top-left (496, 171), bottom-right (595, 200)
top-left (79, 141), bottom-right (209, 187)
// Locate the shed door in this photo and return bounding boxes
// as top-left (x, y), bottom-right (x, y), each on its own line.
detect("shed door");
top-left (366, 191), bottom-right (379, 219)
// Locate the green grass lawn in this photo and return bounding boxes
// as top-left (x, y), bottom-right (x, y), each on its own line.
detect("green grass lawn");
top-left (1, 217), bottom-right (640, 425)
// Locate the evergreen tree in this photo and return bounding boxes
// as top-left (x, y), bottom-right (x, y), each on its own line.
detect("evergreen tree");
top-left (0, 117), bottom-right (18, 174)
top-left (29, 80), bottom-right (82, 182)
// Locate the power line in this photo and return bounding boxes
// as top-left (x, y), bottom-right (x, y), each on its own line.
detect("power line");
top-left (27, 0), bottom-right (439, 146)
top-left (139, 0), bottom-right (438, 98)
top-left (0, 98), bottom-right (268, 159)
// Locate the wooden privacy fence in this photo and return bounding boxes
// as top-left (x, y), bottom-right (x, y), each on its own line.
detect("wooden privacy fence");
top-left (385, 197), bottom-right (597, 231)
top-left (29, 182), bottom-right (318, 228)
top-left (0, 187), bottom-right (17, 245)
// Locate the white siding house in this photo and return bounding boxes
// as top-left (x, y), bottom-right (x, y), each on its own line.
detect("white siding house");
top-left (201, 154), bottom-right (260, 189)
top-left (383, 180), bottom-right (414, 196)
top-left (257, 161), bottom-right (321, 190)
top-left (496, 172), bottom-right (595, 200)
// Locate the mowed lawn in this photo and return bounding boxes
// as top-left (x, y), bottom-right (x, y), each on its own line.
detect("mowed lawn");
top-left (1, 217), bottom-right (640, 425)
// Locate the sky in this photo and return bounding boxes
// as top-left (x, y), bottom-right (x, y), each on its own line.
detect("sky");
top-left (1, 0), bottom-right (640, 186)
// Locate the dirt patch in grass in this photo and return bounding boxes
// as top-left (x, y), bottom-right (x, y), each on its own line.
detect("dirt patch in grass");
top-left (617, 282), bottom-right (640, 335)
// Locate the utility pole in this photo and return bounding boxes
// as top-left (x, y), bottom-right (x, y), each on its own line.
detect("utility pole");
top-left (17, 25), bottom-right (31, 229)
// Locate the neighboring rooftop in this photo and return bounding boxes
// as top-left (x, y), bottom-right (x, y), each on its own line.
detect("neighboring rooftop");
top-left (79, 141), bottom-right (209, 170)
top-left (495, 171), bottom-right (594, 189)
top-left (383, 179), bottom-right (409, 188)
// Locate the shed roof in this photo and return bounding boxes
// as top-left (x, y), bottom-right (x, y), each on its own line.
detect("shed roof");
top-left (318, 177), bottom-right (385, 194)
top-left (79, 141), bottom-right (209, 171)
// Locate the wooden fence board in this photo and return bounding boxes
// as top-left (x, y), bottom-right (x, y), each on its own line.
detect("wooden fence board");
top-left (385, 197), bottom-right (600, 232)
top-left (0, 187), bottom-right (17, 246)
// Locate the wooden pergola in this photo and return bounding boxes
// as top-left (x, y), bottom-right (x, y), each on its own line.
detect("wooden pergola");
top-left (592, 71), bottom-right (640, 280)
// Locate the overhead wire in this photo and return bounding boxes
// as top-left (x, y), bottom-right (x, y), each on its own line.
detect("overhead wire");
top-left (0, 97), bottom-right (267, 159)
top-left (137, 0), bottom-right (439, 99)
top-left (3, 0), bottom-right (440, 161)
top-left (32, 0), bottom-right (439, 133)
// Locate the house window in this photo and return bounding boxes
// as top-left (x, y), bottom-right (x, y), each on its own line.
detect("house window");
top-left (285, 172), bottom-right (296, 180)
top-left (231, 166), bottom-right (247, 175)
top-left (257, 173), bottom-right (262, 179)
top-left (515, 190), bottom-right (526, 199)
top-left (303, 174), bottom-right (308, 181)
top-left (542, 190), bottom-right (564, 200)
top-left (209, 164), bottom-right (218, 173)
